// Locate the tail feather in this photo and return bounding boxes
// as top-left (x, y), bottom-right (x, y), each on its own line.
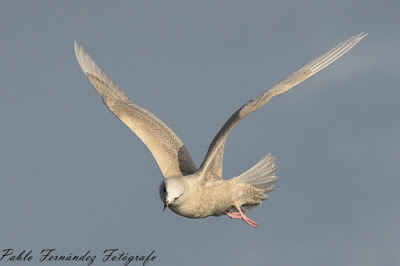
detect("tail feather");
top-left (235, 154), bottom-right (277, 199)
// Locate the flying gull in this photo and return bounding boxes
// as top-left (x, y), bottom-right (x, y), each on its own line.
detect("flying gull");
top-left (74, 33), bottom-right (367, 228)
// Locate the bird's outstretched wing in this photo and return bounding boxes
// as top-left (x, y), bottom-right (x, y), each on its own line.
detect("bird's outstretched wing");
top-left (74, 42), bottom-right (197, 178)
top-left (198, 33), bottom-right (367, 180)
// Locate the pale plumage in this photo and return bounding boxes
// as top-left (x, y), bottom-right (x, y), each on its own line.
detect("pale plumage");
top-left (74, 33), bottom-right (366, 228)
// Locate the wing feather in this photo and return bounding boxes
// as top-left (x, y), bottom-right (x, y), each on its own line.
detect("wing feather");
top-left (199, 33), bottom-right (367, 178)
top-left (74, 42), bottom-right (197, 178)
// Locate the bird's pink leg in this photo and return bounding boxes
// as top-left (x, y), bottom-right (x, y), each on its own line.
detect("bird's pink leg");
top-left (236, 205), bottom-right (258, 228)
top-left (225, 212), bottom-right (242, 219)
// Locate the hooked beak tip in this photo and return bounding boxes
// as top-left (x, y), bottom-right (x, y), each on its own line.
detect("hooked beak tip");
top-left (163, 201), bottom-right (169, 211)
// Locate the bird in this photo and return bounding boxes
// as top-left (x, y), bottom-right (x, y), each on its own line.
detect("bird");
top-left (74, 32), bottom-right (367, 228)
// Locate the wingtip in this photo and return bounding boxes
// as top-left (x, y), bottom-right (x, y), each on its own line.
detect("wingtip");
top-left (73, 41), bottom-right (80, 60)
top-left (73, 41), bottom-right (92, 75)
top-left (73, 40), bottom-right (85, 73)
top-left (73, 41), bottom-right (79, 52)
top-left (348, 32), bottom-right (367, 49)
top-left (361, 32), bottom-right (368, 39)
top-left (355, 32), bottom-right (368, 42)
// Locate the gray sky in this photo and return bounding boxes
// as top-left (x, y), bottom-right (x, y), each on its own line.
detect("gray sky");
top-left (1, 1), bottom-right (399, 265)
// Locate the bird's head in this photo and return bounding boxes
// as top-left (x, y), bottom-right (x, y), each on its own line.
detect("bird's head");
top-left (159, 177), bottom-right (185, 211)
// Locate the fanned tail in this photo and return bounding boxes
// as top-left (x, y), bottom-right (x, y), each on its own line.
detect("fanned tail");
top-left (235, 154), bottom-right (277, 200)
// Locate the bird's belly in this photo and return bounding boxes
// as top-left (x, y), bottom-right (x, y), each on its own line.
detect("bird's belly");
top-left (169, 183), bottom-right (236, 219)
top-left (170, 201), bottom-right (227, 219)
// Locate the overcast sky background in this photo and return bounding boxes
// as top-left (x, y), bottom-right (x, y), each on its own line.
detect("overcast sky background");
top-left (1, 1), bottom-right (399, 265)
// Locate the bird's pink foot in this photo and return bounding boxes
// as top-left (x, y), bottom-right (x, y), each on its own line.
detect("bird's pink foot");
top-left (228, 206), bottom-right (258, 228)
top-left (225, 212), bottom-right (242, 219)
top-left (241, 215), bottom-right (258, 228)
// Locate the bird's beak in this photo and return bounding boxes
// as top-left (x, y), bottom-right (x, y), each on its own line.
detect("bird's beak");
top-left (163, 200), bottom-right (169, 211)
